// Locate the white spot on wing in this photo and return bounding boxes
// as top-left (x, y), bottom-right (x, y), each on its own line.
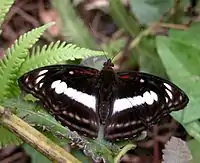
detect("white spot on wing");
top-left (68, 112), bottom-right (74, 118)
top-left (164, 83), bottom-right (172, 91)
top-left (116, 124), bottom-right (122, 128)
top-left (38, 70), bottom-right (48, 76)
top-left (82, 118), bottom-right (89, 124)
top-left (54, 81), bottom-right (68, 94)
top-left (113, 98), bottom-right (132, 113)
top-left (140, 79), bottom-right (145, 83)
top-left (124, 122), bottom-right (130, 127)
top-left (69, 71), bottom-right (74, 75)
top-left (166, 89), bottom-right (173, 99)
top-left (39, 82), bottom-right (44, 88)
top-left (35, 75), bottom-right (45, 84)
top-left (51, 80), bottom-right (96, 111)
top-left (150, 91), bottom-right (158, 101)
top-left (143, 91), bottom-right (154, 105)
top-left (25, 76), bottom-right (29, 83)
top-left (132, 96), bottom-right (145, 105)
top-left (179, 95), bottom-right (183, 101)
top-left (51, 80), bottom-right (61, 89)
top-left (168, 102), bottom-right (172, 107)
top-left (131, 121), bottom-right (137, 125)
top-left (75, 115), bottom-right (81, 121)
top-left (64, 87), bottom-right (96, 112)
top-left (113, 95), bottom-right (145, 114)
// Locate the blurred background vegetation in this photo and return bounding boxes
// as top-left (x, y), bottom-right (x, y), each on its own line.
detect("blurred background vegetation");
top-left (0, 0), bottom-right (200, 162)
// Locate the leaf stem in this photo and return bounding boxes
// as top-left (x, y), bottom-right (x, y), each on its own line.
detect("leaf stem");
top-left (114, 144), bottom-right (136, 163)
top-left (0, 106), bottom-right (80, 163)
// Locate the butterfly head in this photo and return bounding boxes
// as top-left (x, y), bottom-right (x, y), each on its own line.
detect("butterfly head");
top-left (103, 59), bottom-right (114, 68)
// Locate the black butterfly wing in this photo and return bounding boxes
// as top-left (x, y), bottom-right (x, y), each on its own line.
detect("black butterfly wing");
top-left (18, 65), bottom-right (100, 138)
top-left (104, 71), bottom-right (188, 141)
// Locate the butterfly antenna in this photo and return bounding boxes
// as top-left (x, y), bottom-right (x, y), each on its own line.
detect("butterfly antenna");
top-left (89, 24), bottom-right (111, 62)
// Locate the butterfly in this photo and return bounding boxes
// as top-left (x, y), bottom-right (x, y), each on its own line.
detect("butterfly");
top-left (18, 59), bottom-right (189, 141)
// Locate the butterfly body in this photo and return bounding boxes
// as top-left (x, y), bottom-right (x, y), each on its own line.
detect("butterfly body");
top-left (18, 59), bottom-right (188, 141)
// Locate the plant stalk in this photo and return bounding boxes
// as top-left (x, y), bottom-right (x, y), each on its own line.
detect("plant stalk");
top-left (0, 106), bottom-right (80, 163)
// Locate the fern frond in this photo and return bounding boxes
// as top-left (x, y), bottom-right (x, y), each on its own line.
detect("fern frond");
top-left (0, 0), bottom-right (15, 28)
top-left (19, 41), bottom-right (106, 74)
top-left (0, 23), bottom-right (54, 99)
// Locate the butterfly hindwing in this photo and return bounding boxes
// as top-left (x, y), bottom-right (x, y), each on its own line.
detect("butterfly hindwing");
top-left (18, 60), bottom-right (189, 142)
top-left (104, 71), bottom-right (188, 141)
top-left (19, 65), bottom-right (100, 138)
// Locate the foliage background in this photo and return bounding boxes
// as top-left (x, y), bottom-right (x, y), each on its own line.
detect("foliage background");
top-left (0, 0), bottom-right (199, 163)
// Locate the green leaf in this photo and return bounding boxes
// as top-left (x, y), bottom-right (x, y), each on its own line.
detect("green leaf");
top-left (0, 126), bottom-right (21, 147)
top-left (23, 144), bottom-right (51, 163)
top-left (110, 0), bottom-right (140, 37)
top-left (81, 56), bottom-right (107, 70)
top-left (3, 97), bottom-right (123, 162)
top-left (166, 24), bottom-right (200, 76)
top-left (51, 0), bottom-right (95, 48)
top-left (0, 23), bottom-right (54, 99)
top-left (156, 35), bottom-right (200, 123)
top-left (102, 38), bottom-right (125, 56)
top-left (130, 0), bottom-right (163, 25)
top-left (19, 41), bottom-right (106, 74)
top-left (0, 0), bottom-right (15, 28)
top-left (70, 149), bottom-right (90, 163)
top-left (188, 139), bottom-right (200, 163)
top-left (129, 0), bottom-right (188, 25)
top-left (4, 98), bottom-right (67, 135)
top-left (138, 38), bottom-right (167, 77)
top-left (184, 121), bottom-right (200, 144)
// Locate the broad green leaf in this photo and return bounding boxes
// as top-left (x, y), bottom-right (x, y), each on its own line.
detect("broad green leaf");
top-left (130, 0), bottom-right (187, 25)
top-left (156, 36), bottom-right (200, 123)
top-left (138, 38), bottom-right (167, 77)
top-left (3, 98), bottom-right (67, 135)
top-left (188, 139), bottom-right (200, 163)
top-left (169, 23), bottom-right (200, 44)
top-left (81, 56), bottom-right (107, 70)
top-left (70, 149), bottom-right (90, 163)
top-left (130, 0), bottom-right (162, 24)
top-left (110, 0), bottom-right (140, 37)
top-left (167, 24), bottom-right (200, 76)
top-left (184, 121), bottom-right (200, 144)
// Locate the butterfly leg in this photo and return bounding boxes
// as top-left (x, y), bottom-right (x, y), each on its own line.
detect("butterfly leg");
top-left (68, 131), bottom-right (105, 163)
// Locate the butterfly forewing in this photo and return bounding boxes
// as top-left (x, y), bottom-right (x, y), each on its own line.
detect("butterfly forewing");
top-left (19, 65), bottom-right (100, 138)
top-left (104, 71), bottom-right (188, 141)
top-left (18, 61), bottom-right (189, 142)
